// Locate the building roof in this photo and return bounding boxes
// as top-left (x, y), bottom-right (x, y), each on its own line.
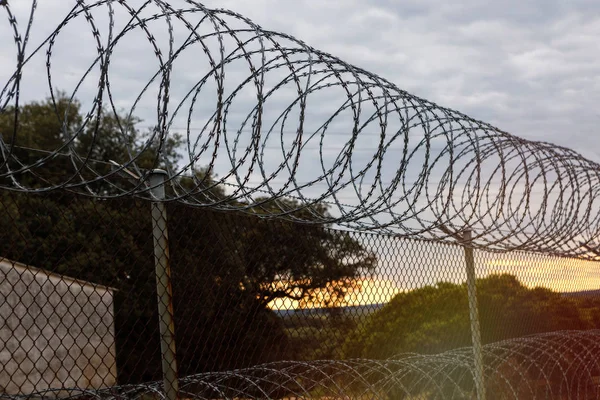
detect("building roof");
top-left (0, 258), bottom-right (117, 293)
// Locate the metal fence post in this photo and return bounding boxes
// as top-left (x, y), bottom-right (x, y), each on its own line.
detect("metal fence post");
top-left (462, 229), bottom-right (486, 400)
top-left (149, 169), bottom-right (179, 400)
top-left (439, 226), bottom-right (485, 399)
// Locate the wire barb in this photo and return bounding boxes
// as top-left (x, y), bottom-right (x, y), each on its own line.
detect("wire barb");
top-left (2, 330), bottom-right (599, 399)
top-left (1, 1), bottom-right (600, 258)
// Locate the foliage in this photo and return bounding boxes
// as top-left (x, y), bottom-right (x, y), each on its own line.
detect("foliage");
top-left (342, 274), bottom-right (589, 359)
top-left (240, 197), bottom-right (376, 309)
top-left (339, 274), bottom-right (600, 398)
top-left (0, 92), bottom-right (183, 190)
top-left (0, 94), bottom-right (377, 383)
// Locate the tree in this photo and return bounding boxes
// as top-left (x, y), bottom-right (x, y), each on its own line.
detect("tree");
top-left (238, 197), bottom-right (376, 309)
top-left (0, 94), bottom-right (377, 383)
top-left (0, 93), bottom-right (82, 187)
top-left (341, 274), bottom-right (595, 398)
top-left (0, 92), bottom-right (183, 191)
top-left (342, 274), bottom-right (588, 359)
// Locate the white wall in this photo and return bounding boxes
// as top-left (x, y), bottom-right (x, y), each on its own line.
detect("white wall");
top-left (0, 259), bottom-right (117, 395)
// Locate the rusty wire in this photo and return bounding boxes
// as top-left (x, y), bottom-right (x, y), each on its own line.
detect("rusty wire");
top-left (2, 0), bottom-right (600, 257)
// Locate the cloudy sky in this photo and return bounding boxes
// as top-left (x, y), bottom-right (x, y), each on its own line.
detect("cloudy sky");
top-left (198, 0), bottom-right (600, 158)
top-left (3, 0), bottom-right (600, 295)
top-left (3, 1), bottom-right (600, 153)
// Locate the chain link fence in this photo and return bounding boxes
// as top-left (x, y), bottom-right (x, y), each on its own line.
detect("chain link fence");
top-left (1, 187), bottom-right (600, 398)
top-left (3, 1), bottom-right (600, 397)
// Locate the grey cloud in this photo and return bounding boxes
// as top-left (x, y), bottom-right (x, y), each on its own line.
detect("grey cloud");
top-left (3, 0), bottom-right (600, 177)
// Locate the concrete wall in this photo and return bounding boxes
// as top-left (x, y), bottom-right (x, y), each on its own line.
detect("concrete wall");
top-left (0, 259), bottom-right (117, 395)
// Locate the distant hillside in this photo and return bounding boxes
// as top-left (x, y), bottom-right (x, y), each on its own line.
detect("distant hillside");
top-left (273, 303), bottom-right (386, 318)
top-left (562, 289), bottom-right (600, 298)
top-left (273, 291), bottom-right (600, 316)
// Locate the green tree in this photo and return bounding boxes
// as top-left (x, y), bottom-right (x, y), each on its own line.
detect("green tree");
top-left (0, 95), bottom-right (377, 383)
top-left (341, 274), bottom-right (593, 399)
top-left (0, 93), bottom-right (82, 187)
top-left (75, 109), bottom-right (183, 172)
top-left (0, 92), bottom-right (183, 191)
top-left (241, 197), bottom-right (376, 309)
top-left (343, 274), bottom-right (588, 359)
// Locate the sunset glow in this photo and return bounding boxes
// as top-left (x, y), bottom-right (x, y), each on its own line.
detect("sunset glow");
top-left (268, 278), bottom-right (402, 310)
top-left (482, 255), bottom-right (600, 293)
top-left (269, 254), bottom-right (600, 311)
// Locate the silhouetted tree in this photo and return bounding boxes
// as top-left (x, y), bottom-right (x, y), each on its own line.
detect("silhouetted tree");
top-left (0, 94), bottom-right (377, 383)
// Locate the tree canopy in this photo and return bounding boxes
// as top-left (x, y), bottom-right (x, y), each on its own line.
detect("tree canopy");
top-left (342, 274), bottom-right (591, 359)
top-left (0, 94), bottom-right (377, 383)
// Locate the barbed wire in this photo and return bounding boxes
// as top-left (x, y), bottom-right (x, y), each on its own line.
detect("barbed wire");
top-left (1, 330), bottom-right (598, 399)
top-left (2, 0), bottom-right (600, 257)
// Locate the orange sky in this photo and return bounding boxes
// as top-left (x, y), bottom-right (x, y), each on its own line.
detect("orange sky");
top-left (268, 254), bottom-right (600, 310)
top-left (482, 256), bottom-right (600, 293)
top-left (268, 278), bottom-right (402, 310)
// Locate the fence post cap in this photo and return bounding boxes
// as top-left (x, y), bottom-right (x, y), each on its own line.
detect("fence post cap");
top-left (149, 170), bottom-right (168, 200)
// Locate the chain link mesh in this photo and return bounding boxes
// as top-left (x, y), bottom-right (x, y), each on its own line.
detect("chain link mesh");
top-left (1, 190), bottom-right (599, 398)
top-left (2, 1), bottom-right (600, 399)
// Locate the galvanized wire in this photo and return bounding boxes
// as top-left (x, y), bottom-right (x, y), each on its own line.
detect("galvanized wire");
top-left (2, 1), bottom-right (600, 257)
top-left (2, 185), bottom-right (600, 397)
top-left (2, 330), bottom-right (599, 399)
